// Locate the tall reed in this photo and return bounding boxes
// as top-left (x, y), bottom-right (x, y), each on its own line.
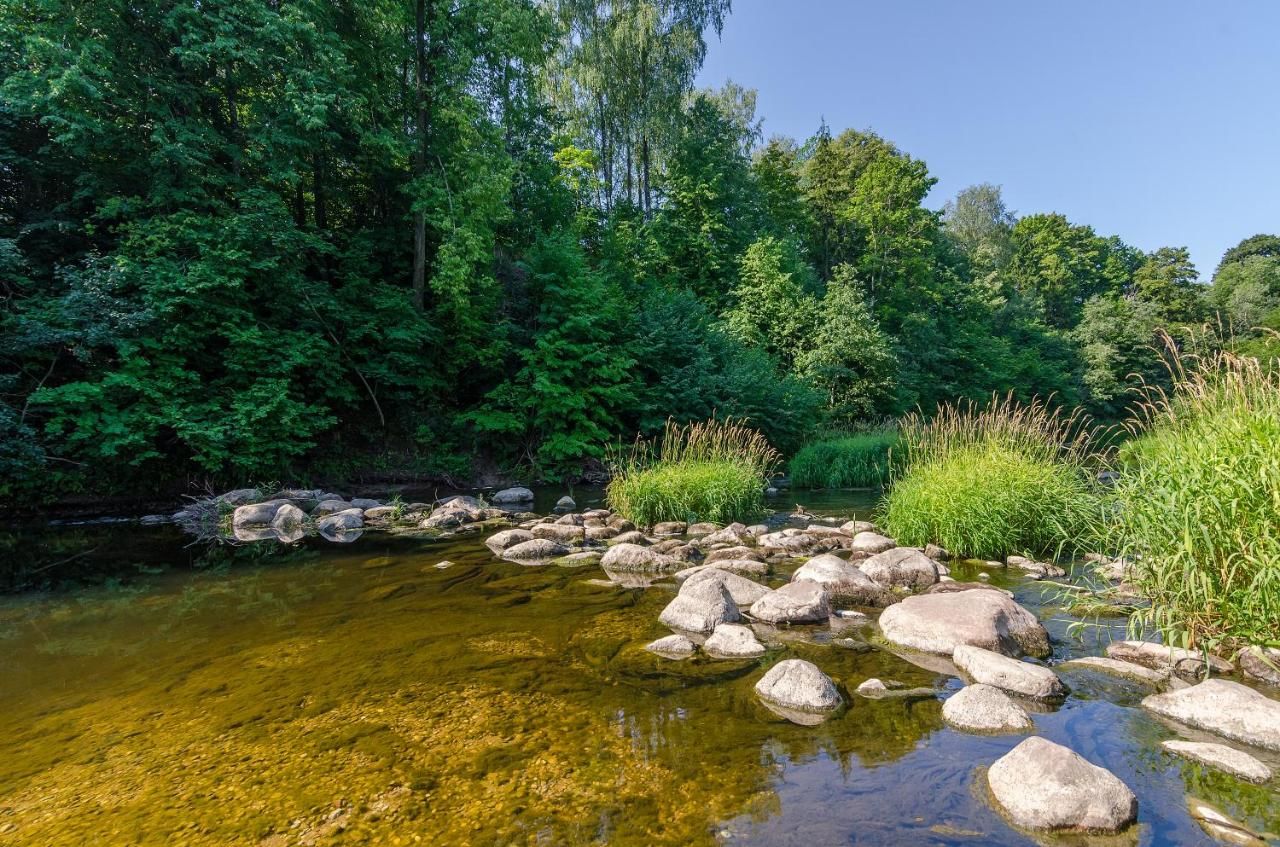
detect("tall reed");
top-left (789, 429), bottom-right (900, 489)
top-left (1096, 340), bottom-right (1280, 651)
top-left (607, 419), bottom-right (779, 525)
top-left (880, 394), bottom-right (1099, 559)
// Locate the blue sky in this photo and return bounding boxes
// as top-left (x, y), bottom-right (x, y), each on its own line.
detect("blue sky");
top-left (696, 0), bottom-right (1280, 277)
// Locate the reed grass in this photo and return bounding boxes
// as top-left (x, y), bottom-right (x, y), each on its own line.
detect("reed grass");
top-left (606, 419), bottom-right (780, 525)
top-left (1095, 340), bottom-right (1280, 651)
top-left (879, 394), bottom-right (1099, 559)
top-left (788, 429), bottom-right (900, 489)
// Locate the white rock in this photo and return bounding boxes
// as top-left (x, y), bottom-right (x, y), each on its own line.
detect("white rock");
top-left (840, 520), bottom-right (877, 535)
top-left (987, 737), bottom-right (1137, 833)
top-left (1142, 679), bottom-right (1280, 751)
top-left (943, 683), bottom-right (1033, 733)
top-left (748, 581), bottom-right (831, 624)
top-left (704, 623), bottom-right (766, 658)
top-left (644, 634), bottom-right (696, 658)
top-left (953, 644), bottom-right (1066, 700)
top-left (878, 590), bottom-right (1050, 658)
top-left (849, 531), bottom-right (896, 554)
top-left (599, 543), bottom-right (681, 571)
top-left (791, 554), bottom-right (892, 606)
top-left (754, 658), bottom-right (842, 716)
top-left (860, 547), bottom-right (941, 589)
top-left (1162, 740), bottom-right (1272, 783)
top-left (485, 528), bottom-right (535, 555)
top-left (658, 578), bottom-right (739, 633)
top-left (684, 568), bottom-right (771, 607)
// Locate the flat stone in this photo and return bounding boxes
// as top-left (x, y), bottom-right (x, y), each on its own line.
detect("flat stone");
top-left (748, 581), bottom-right (831, 624)
top-left (1106, 640), bottom-right (1233, 679)
top-left (1239, 646), bottom-right (1280, 687)
top-left (652, 521), bottom-right (687, 536)
top-left (531, 523), bottom-right (587, 544)
top-left (490, 486), bottom-right (535, 504)
top-left (1143, 679), bottom-right (1280, 751)
top-left (673, 560), bottom-right (768, 582)
top-left (705, 546), bottom-right (763, 563)
top-left (1162, 740), bottom-right (1272, 783)
top-left (953, 644), bottom-right (1066, 700)
top-left (1187, 797), bottom-right (1270, 846)
top-left (943, 683), bottom-right (1033, 733)
top-left (501, 538), bottom-right (569, 562)
top-left (644, 634), bottom-right (696, 658)
top-left (703, 623), bottom-right (766, 658)
top-left (658, 578), bottom-right (739, 633)
top-left (599, 543), bottom-right (681, 571)
top-left (485, 528), bottom-right (535, 555)
top-left (878, 590), bottom-right (1051, 658)
top-left (684, 569), bottom-right (772, 607)
top-left (1061, 656), bottom-right (1168, 686)
top-left (849, 531), bottom-right (896, 554)
top-left (860, 547), bottom-right (940, 589)
top-left (791, 554), bottom-right (893, 606)
top-left (988, 736), bottom-right (1138, 833)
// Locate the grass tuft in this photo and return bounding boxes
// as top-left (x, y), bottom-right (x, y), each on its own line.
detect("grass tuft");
top-left (879, 394), bottom-right (1098, 559)
top-left (1095, 340), bottom-right (1280, 651)
top-left (606, 419), bottom-right (779, 526)
top-left (788, 429), bottom-right (900, 489)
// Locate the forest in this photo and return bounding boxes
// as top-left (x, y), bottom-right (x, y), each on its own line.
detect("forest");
top-left (2, 0), bottom-right (1278, 501)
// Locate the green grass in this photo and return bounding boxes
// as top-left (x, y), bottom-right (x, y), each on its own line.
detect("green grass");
top-left (607, 419), bottom-right (779, 526)
top-left (879, 394), bottom-right (1099, 559)
top-left (1095, 345), bottom-right (1280, 651)
top-left (788, 430), bottom-right (899, 489)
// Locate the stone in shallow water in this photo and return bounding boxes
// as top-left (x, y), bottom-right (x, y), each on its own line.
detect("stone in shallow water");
top-left (987, 736), bottom-right (1137, 833)
top-left (501, 538), bottom-right (569, 562)
top-left (644, 634), bottom-right (696, 658)
top-left (942, 683), bottom-right (1033, 733)
top-left (1162, 740), bottom-right (1272, 783)
top-left (658, 578), bottom-right (739, 634)
top-left (485, 528), bottom-right (534, 555)
top-left (791, 554), bottom-right (893, 607)
top-left (754, 658), bottom-right (842, 722)
top-left (1106, 640), bottom-right (1232, 679)
top-left (599, 543), bottom-right (680, 571)
top-left (952, 644), bottom-right (1067, 701)
top-left (490, 486), bottom-right (534, 504)
top-left (674, 560), bottom-right (768, 581)
top-left (748, 581), bottom-right (830, 624)
top-left (877, 590), bottom-right (1050, 658)
top-left (859, 547), bottom-right (940, 589)
top-left (1240, 646), bottom-right (1280, 687)
top-left (703, 624), bottom-right (766, 658)
top-left (683, 569), bottom-right (771, 607)
top-left (1187, 797), bottom-right (1270, 846)
top-left (1142, 679), bottom-right (1280, 751)
top-left (1061, 656), bottom-right (1168, 686)
top-left (849, 531), bottom-right (896, 554)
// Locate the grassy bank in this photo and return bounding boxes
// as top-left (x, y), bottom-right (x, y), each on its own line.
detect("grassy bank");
top-left (1097, 347), bottom-right (1280, 650)
top-left (788, 430), bottom-right (899, 489)
top-left (607, 420), bottom-right (779, 525)
top-left (879, 395), bottom-right (1098, 559)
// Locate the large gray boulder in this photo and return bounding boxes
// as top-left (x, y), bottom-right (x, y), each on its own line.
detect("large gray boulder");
top-left (987, 737), bottom-right (1138, 833)
top-left (878, 590), bottom-right (1050, 658)
top-left (684, 568), bottom-right (772, 607)
top-left (849, 531), bottom-right (896, 554)
top-left (1142, 679), bottom-right (1280, 751)
top-left (674, 560), bottom-right (768, 581)
top-left (232, 501), bottom-right (285, 528)
top-left (491, 486), bottom-right (535, 504)
top-left (270, 503), bottom-right (306, 531)
top-left (704, 623), bottom-right (766, 658)
top-left (600, 543), bottom-right (681, 571)
top-left (757, 532), bottom-right (818, 555)
top-left (316, 508), bottom-right (364, 535)
top-left (791, 554), bottom-right (893, 607)
top-left (754, 658), bottom-right (842, 720)
top-left (485, 528), bottom-right (535, 555)
top-left (953, 644), bottom-right (1067, 700)
top-left (531, 523), bottom-right (587, 544)
top-left (658, 577), bottom-right (739, 633)
top-left (1240, 646), bottom-right (1280, 686)
top-left (859, 547), bottom-right (940, 589)
top-left (748, 581), bottom-right (831, 624)
top-left (501, 538), bottom-right (570, 562)
top-left (312, 498), bottom-right (353, 516)
top-left (942, 684), bottom-right (1033, 733)
top-left (1161, 740), bottom-right (1272, 784)
top-left (1105, 640), bottom-right (1232, 679)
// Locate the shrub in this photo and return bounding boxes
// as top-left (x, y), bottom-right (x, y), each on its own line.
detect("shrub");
top-left (1096, 344), bottom-right (1280, 651)
top-left (879, 394), bottom-right (1098, 559)
top-left (789, 430), bottom-right (900, 489)
top-left (607, 419), bottom-right (779, 525)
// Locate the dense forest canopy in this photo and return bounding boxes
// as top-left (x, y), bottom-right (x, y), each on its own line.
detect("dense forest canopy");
top-left (1, 0), bottom-right (1277, 498)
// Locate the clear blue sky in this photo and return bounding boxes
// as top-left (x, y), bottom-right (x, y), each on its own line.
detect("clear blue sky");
top-left (696, 0), bottom-right (1280, 277)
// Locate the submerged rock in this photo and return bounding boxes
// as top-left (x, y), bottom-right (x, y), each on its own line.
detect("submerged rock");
top-left (878, 590), bottom-right (1050, 658)
top-left (987, 737), bottom-right (1137, 833)
top-left (658, 578), bottom-right (739, 633)
top-left (791, 554), bottom-right (893, 607)
top-left (942, 683), bottom-right (1033, 733)
top-left (1060, 656), bottom-right (1168, 686)
top-left (644, 634), bottom-right (696, 659)
top-left (1162, 740), bottom-right (1272, 783)
top-left (748, 581), bottom-right (831, 625)
top-left (860, 547), bottom-right (941, 589)
top-left (952, 644), bottom-right (1066, 700)
top-left (703, 623), bottom-right (766, 658)
top-left (1187, 797), bottom-right (1271, 846)
top-left (1142, 679), bottom-right (1280, 751)
top-left (754, 658), bottom-right (842, 721)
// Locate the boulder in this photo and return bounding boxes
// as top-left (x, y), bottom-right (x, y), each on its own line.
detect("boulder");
top-left (658, 578), bottom-right (739, 633)
top-left (420, 511), bottom-right (464, 530)
top-left (644, 634), bottom-right (696, 658)
top-left (609, 530), bottom-right (648, 545)
top-left (1142, 679), bottom-right (1280, 751)
top-left (1240, 646), bottom-right (1280, 686)
top-left (840, 520), bottom-right (877, 535)
top-left (270, 503), bottom-right (306, 531)
top-left (987, 737), bottom-right (1138, 833)
top-left (1105, 640), bottom-right (1232, 679)
top-left (316, 509), bottom-right (364, 534)
top-left (554, 495), bottom-right (576, 511)
top-left (686, 522), bottom-right (721, 536)
top-left (585, 525), bottom-right (618, 541)
top-left (705, 546), bottom-right (763, 564)
top-left (217, 487), bottom-right (264, 506)
top-left (754, 658), bottom-right (842, 719)
top-left (501, 538), bottom-right (570, 562)
top-left (697, 524), bottom-right (751, 547)
top-left (1161, 740), bottom-right (1272, 784)
top-left (491, 486), bottom-right (535, 504)
top-left (607, 515), bottom-right (637, 532)
top-left (953, 644), bottom-right (1067, 700)
top-left (684, 569), bottom-right (772, 607)
top-left (652, 521), bottom-right (687, 536)
top-left (860, 547), bottom-right (940, 589)
top-left (943, 684), bottom-right (1033, 733)
top-left (757, 532), bottom-right (817, 555)
top-left (1060, 656), bottom-right (1168, 686)
top-left (600, 543), bottom-right (681, 571)
top-left (349, 498), bottom-right (381, 510)
top-left (531, 523), bottom-right (587, 544)
top-left (1006, 555), bottom-right (1067, 578)
top-left (554, 512), bottom-right (585, 526)
top-left (791, 554), bottom-right (893, 607)
top-left (485, 529), bottom-right (535, 555)
top-left (923, 581), bottom-right (1010, 597)
top-left (849, 531), bottom-right (896, 554)
top-left (924, 543), bottom-right (951, 561)
top-left (362, 505), bottom-right (397, 522)
top-left (673, 560), bottom-right (768, 582)
top-left (748, 581), bottom-right (831, 625)
top-left (437, 494), bottom-right (480, 509)
top-left (877, 590), bottom-right (1051, 658)
top-left (232, 502), bottom-right (284, 528)
top-left (703, 623), bottom-right (766, 658)
top-left (311, 499), bottom-right (353, 516)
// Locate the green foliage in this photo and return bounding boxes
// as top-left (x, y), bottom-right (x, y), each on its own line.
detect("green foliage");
top-left (789, 430), bottom-right (900, 489)
top-left (880, 395), bottom-right (1099, 558)
top-left (724, 235), bottom-right (819, 368)
top-left (607, 419), bottom-right (778, 524)
top-left (1096, 346), bottom-right (1280, 650)
top-left (1073, 293), bottom-right (1166, 420)
top-left (1132, 246), bottom-right (1206, 325)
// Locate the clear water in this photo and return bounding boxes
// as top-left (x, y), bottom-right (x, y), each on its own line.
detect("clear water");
top-left (1, 490), bottom-right (1277, 846)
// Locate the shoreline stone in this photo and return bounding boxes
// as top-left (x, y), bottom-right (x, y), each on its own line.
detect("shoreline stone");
top-left (987, 737), bottom-right (1138, 833)
top-left (1162, 740), bottom-right (1272, 783)
top-left (1142, 679), bottom-right (1280, 751)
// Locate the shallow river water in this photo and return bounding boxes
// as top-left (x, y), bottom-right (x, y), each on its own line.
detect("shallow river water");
top-left (1, 490), bottom-right (1278, 846)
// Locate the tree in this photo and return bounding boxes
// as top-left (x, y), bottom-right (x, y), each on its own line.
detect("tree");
top-left (943, 183), bottom-right (1014, 294)
top-left (724, 236), bottom-right (820, 369)
top-left (1216, 233), bottom-right (1280, 276)
top-left (1073, 293), bottom-right (1166, 420)
top-left (1132, 247), bottom-right (1205, 325)
top-left (1004, 214), bottom-right (1134, 329)
top-left (752, 137), bottom-right (812, 242)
